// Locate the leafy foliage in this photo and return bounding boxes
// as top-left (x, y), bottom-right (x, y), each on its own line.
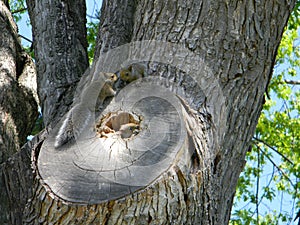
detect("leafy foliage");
top-left (30, 113), bottom-right (44, 136)
top-left (8, 0), bottom-right (27, 23)
top-left (87, 21), bottom-right (99, 64)
top-left (231, 3), bottom-right (300, 225)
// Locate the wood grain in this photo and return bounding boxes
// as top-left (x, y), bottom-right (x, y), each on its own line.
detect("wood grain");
top-left (38, 77), bottom-right (187, 204)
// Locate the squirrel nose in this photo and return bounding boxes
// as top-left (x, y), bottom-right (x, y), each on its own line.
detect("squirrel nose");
top-left (119, 124), bottom-right (140, 138)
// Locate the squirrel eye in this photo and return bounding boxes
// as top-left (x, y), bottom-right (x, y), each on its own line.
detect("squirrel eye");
top-left (125, 72), bottom-right (129, 76)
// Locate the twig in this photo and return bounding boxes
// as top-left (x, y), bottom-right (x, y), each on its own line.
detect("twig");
top-left (256, 148), bottom-right (260, 223)
top-left (257, 145), bottom-right (296, 189)
top-left (19, 34), bottom-right (32, 43)
top-left (284, 80), bottom-right (300, 85)
top-left (253, 137), bottom-right (294, 165)
top-left (12, 8), bottom-right (27, 14)
top-left (87, 14), bottom-right (100, 20)
top-left (253, 144), bottom-right (277, 204)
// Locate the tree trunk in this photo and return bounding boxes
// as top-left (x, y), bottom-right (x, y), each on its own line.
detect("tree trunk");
top-left (1, 0), bottom-right (296, 224)
top-left (0, 0), bottom-right (38, 162)
top-left (0, 0), bottom-right (38, 223)
top-left (26, 0), bottom-right (89, 126)
top-left (0, 0), bottom-right (88, 223)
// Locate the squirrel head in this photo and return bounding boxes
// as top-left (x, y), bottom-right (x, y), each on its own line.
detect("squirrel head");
top-left (120, 65), bottom-right (134, 82)
top-left (103, 72), bottom-right (117, 84)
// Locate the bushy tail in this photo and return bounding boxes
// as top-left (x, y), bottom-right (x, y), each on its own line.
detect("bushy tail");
top-left (54, 105), bottom-right (92, 148)
top-left (54, 110), bottom-right (75, 148)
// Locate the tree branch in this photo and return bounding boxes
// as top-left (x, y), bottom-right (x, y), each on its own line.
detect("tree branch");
top-left (11, 8), bottom-right (27, 14)
top-left (250, 155), bottom-right (276, 219)
top-left (19, 34), bottom-right (32, 43)
top-left (256, 148), bottom-right (260, 223)
top-left (87, 13), bottom-right (100, 20)
top-left (253, 137), bottom-right (294, 165)
top-left (256, 144), bottom-right (296, 189)
top-left (284, 79), bottom-right (300, 85)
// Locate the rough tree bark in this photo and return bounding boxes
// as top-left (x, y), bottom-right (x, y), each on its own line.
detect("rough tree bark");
top-left (26, 0), bottom-right (89, 126)
top-left (0, 0), bottom-right (38, 163)
top-left (0, 1), bottom-right (38, 223)
top-left (0, 0), bottom-right (296, 224)
top-left (0, 0), bottom-right (88, 224)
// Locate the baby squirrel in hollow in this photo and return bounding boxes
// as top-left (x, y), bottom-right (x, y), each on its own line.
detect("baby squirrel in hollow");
top-left (117, 123), bottom-right (140, 138)
top-left (120, 63), bottom-right (145, 83)
top-left (54, 72), bottom-right (117, 148)
top-left (99, 123), bottom-right (140, 139)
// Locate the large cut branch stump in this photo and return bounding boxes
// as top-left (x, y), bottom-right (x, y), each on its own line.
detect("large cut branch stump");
top-left (38, 78), bottom-right (188, 204)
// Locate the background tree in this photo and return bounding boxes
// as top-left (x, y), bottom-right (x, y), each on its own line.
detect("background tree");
top-left (0, 0), bottom-right (298, 224)
top-left (231, 4), bottom-right (300, 224)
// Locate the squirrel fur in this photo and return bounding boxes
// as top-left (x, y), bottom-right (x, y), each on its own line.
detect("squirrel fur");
top-left (54, 72), bottom-right (117, 148)
top-left (98, 72), bottom-right (117, 104)
top-left (120, 64), bottom-right (145, 83)
top-left (117, 123), bottom-right (140, 138)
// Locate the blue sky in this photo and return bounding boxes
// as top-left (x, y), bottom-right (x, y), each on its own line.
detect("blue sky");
top-left (18, 1), bottom-right (102, 46)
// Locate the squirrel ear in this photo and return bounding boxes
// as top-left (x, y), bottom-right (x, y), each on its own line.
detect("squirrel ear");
top-left (128, 65), bottom-right (133, 71)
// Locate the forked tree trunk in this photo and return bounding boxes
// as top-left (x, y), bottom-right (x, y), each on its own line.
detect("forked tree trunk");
top-left (0, 0), bottom-right (296, 224)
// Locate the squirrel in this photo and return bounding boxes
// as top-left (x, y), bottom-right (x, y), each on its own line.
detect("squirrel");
top-left (119, 63), bottom-right (145, 83)
top-left (99, 123), bottom-right (140, 139)
top-left (54, 72), bottom-right (118, 148)
top-left (54, 104), bottom-right (89, 148)
top-left (117, 123), bottom-right (140, 138)
top-left (98, 72), bottom-right (117, 104)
